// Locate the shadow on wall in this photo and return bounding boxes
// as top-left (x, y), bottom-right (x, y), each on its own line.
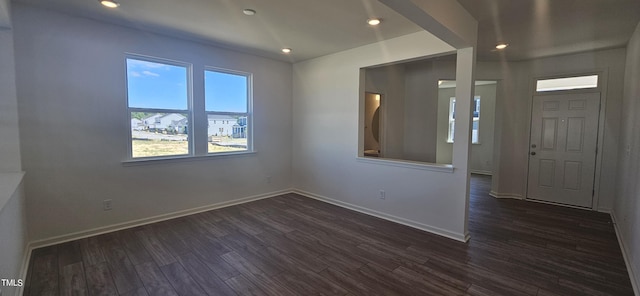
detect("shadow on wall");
top-left (361, 53), bottom-right (497, 175)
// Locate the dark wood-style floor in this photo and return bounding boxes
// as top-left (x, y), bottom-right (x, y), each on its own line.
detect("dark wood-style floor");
top-left (24, 175), bottom-right (634, 295)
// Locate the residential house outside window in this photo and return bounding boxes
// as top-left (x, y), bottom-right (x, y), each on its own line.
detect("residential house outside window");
top-left (127, 57), bottom-right (191, 158)
top-left (205, 69), bottom-right (251, 154)
top-left (126, 56), bottom-right (253, 160)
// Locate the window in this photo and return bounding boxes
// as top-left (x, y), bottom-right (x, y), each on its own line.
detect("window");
top-left (127, 58), bottom-right (190, 158)
top-left (126, 56), bottom-right (252, 160)
top-left (447, 96), bottom-right (480, 144)
top-left (205, 69), bottom-right (251, 154)
top-left (536, 75), bottom-right (598, 92)
top-left (447, 98), bottom-right (456, 143)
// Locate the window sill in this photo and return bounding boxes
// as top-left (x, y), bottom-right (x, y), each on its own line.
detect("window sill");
top-left (446, 141), bottom-right (481, 145)
top-left (356, 157), bottom-right (454, 173)
top-left (122, 150), bottom-right (256, 166)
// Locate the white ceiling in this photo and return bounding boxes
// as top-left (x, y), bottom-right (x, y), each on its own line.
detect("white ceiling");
top-left (11, 0), bottom-right (640, 63)
top-left (456, 0), bottom-right (640, 61)
top-left (12, 0), bottom-right (423, 62)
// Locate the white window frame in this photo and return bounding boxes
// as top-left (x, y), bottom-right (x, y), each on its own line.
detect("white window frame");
top-left (447, 97), bottom-right (456, 143)
top-left (535, 74), bottom-right (599, 93)
top-left (126, 55), bottom-right (194, 160)
top-left (447, 96), bottom-right (481, 144)
top-left (204, 67), bottom-right (253, 155)
top-left (124, 55), bottom-right (255, 163)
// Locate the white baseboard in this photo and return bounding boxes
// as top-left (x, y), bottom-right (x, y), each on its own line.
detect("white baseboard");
top-left (490, 192), bottom-right (612, 214)
top-left (16, 186), bottom-right (635, 296)
top-left (15, 244), bottom-right (31, 296)
top-left (470, 170), bottom-right (492, 176)
top-left (19, 186), bottom-right (475, 296)
top-left (27, 189), bottom-right (292, 250)
top-left (16, 189), bottom-right (292, 296)
top-left (597, 207), bottom-right (612, 214)
top-left (292, 189), bottom-right (468, 243)
top-left (611, 211), bottom-right (639, 296)
top-left (489, 191), bottom-right (524, 200)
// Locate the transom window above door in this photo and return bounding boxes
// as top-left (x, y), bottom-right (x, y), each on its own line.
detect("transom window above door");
top-left (536, 75), bottom-right (599, 92)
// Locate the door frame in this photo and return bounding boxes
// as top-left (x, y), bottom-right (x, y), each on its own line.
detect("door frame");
top-left (525, 69), bottom-right (609, 211)
top-left (362, 91), bottom-right (386, 158)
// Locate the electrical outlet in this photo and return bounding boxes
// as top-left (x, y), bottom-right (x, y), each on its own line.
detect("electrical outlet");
top-left (103, 199), bottom-right (113, 211)
top-left (379, 190), bottom-right (386, 200)
top-left (626, 144), bottom-right (631, 156)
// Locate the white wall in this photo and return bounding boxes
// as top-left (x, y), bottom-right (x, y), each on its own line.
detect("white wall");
top-left (369, 57), bottom-right (496, 172)
top-left (436, 83), bottom-right (496, 174)
top-left (0, 0), bottom-right (29, 295)
top-left (292, 31), bottom-right (477, 241)
top-left (13, 5), bottom-right (293, 242)
top-left (0, 179), bottom-right (27, 296)
top-left (0, 28), bottom-right (21, 172)
top-left (486, 48), bottom-right (626, 211)
top-left (614, 21), bottom-right (640, 294)
top-left (364, 65), bottom-right (406, 159)
top-left (402, 60), bottom-right (440, 162)
top-left (0, 3), bottom-right (29, 295)
top-left (469, 84), bottom-right (496, 174)
top-left (365, 58), bottom-right (471, 164)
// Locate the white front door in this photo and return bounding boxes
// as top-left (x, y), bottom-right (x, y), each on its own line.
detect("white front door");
top-left (527, 92), bottom-right (600, 207)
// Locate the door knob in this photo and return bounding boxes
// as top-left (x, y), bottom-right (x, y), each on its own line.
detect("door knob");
top-left (530, 152), bottom-right (536, 156)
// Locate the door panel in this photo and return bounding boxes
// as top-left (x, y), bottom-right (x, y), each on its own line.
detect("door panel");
top-left (538, 160), bottom-right (555, 187)
top-left (542, 118), bottom-right (558, 150)
top-left (563, 161), bottom-right (582, 190)
top-left (527, 92), bottom-right (600, 207)
top-left (566, 118), bottom-right (584, 152)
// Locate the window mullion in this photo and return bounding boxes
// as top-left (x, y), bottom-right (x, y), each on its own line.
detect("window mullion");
top-left (191, 64), bottom-right (207, 156)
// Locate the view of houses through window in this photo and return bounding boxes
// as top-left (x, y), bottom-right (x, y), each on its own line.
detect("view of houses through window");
top-left (205, 69), bottom-right (250, 154)
top-left (130, 112), bottom-right (190, 158)
top-left (127, 58), bottom-right (190, 158)
top-left (127, 56), bottom-right (251, 159)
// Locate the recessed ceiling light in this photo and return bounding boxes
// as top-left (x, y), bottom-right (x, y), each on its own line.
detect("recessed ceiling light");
top-left (281, 48), bottom-right (292, 54)
top-left (367, 18), bottom-right (381, 26)
top-left (100, 0), bottom-right (120, 8)
top-left (495, 43), bottom-right (509, 50)
top-left (243, 9), bottom-right (256, 16)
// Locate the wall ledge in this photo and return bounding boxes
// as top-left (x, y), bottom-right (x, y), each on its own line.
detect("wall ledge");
top-left (356, 157), bottom-right (454, 173)
top-left (0, 171), bottom-right (24, 212)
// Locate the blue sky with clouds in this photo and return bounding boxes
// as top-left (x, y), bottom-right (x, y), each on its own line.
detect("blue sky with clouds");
top-left (127, 58), bottom-right (248, 112)
top-left (127, 59), bottom-right (187, 110)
